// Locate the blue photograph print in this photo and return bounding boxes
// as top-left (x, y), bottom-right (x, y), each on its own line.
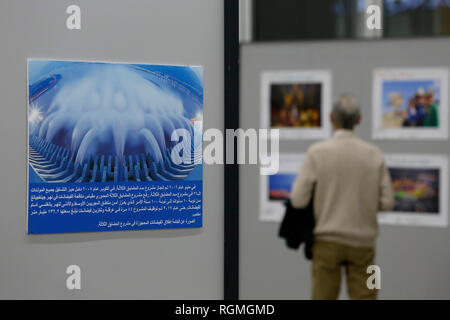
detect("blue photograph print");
top-left (27, 59), bottom-right (203, 234)
top-left (269, 173), bottom-right (297, 201)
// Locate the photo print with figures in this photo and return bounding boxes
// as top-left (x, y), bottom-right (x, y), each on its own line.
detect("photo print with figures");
top-left (261, 70), bottom-right (332, 140)
top-left (372, 68), bottom-right (449, 140)
top-left (260, 153), bottom-right (305, 222)
top-left (27, 59), bottom-right (203, 234)
top-left (378, 154), bottom-right (448, 227)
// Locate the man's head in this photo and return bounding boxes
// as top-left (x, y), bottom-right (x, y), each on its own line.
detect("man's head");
top-left (331, 93), bottom-right (361, 131)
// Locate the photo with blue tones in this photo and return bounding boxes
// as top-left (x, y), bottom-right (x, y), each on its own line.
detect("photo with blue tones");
top-left (269, 173), bottom-right (297, 201)
top-left (27, 59), bottom-right (203, 234)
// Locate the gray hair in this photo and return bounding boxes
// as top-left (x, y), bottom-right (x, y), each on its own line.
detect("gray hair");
top-left (332, 93), bottom-right (361, 129)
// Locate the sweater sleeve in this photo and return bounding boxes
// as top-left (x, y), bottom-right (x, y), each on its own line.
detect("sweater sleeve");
top-left (379, 160), bottom-right (395, 211)
top-left (290, 151), bottom-right (316, 209)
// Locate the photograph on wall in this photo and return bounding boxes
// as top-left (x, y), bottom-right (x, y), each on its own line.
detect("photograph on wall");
top-left (372, 68), bottom-right (448, 140)
top-left (27, 59), bottom-right (203, 234)
top-left (378, 154), bottom-right (448, 227)
top-left (260, 153), bottom-right (304, 222)
top-left (261, 70), bottom-right (331, 140)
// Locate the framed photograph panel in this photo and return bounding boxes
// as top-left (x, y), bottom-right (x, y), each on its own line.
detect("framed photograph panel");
top-left (379, 154), bottom-right (448, 227)
top-left (259, 153), bottom-right (304, 222)
top-left (261, 70), bottom-right (332, 140)
top-left (27, 59), bottom-right (203, 234)
top-left (372, 68), bottom-right (449, 140)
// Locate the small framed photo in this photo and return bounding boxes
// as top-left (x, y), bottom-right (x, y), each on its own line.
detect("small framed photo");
top-left (261, 70), bottom-right (332, 140)
top-left (259, 153), bottom-right (304, 222)
top-left (379, 154), bottom-right (448, 227)
top-left (372, 68), bottom-right (449, 140)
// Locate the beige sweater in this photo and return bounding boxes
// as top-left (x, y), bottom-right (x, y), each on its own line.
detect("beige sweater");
top-left (290, 130), bottom-right (394, 248)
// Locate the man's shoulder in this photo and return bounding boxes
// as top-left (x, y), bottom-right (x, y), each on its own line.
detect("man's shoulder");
top-left (306, 139), bottom-right (333, 154)
top-left (307, 136), bottom-right (384, 158)
top-left (306, 139), bottom-right (340, 159)
top-left (354, 137), bottom-right (382, 152)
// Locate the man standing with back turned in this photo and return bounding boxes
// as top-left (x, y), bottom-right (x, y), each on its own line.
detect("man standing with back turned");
top-left (290, 94), bottom-right (395, 300)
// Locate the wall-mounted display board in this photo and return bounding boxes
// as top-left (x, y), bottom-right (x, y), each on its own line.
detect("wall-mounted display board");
top-left (372, 68), bottom-right (449, 140)
top-left (27, 59), bottom-right (203, 234)
top-left (259, 153), bottom-right (304, 222)
top-left (378, 154), bottom-right (448, 227)
top-left (261, 70), bottom-right (331, 140)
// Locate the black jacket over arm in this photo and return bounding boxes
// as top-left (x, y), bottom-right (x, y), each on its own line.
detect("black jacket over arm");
top-left (278, 198), bottom-right (315, 260)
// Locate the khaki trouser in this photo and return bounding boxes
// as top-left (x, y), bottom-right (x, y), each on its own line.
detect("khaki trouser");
top-left (311, 241), bottom-right (377, 300)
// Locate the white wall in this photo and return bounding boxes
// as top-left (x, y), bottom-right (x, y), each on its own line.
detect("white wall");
top-left (0, 0), bottom-right (224, 299)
